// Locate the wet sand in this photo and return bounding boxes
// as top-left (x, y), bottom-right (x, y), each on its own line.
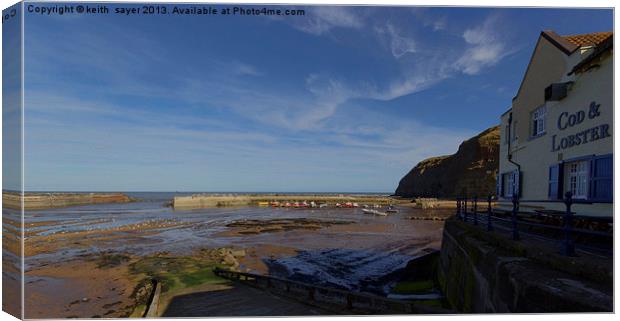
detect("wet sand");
top-left (10, 195), bottom-right (451, 318)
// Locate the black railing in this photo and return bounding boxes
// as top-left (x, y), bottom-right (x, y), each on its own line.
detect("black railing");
top-left (455, 192), bottom-right (612, 257)
top-left (213, 268), bottom-right (451, 314)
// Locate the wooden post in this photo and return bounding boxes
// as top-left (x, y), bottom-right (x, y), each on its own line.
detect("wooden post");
top-left (562, 192), bottom-right (575, 256)
top-left (511, 194), bottom-right (520, 240)
top-left (473, 195), bottom-right (478, 225)
top-left (487, 195), bottom-right (493, 231)
top-left (463, 197), bottom-right (468, 222)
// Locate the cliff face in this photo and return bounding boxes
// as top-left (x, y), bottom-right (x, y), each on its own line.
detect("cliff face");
top-left (394, 126), bottom-right (500, 198)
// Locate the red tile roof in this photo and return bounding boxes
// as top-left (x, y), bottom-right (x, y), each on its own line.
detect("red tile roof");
top-left (563, 32), bottom-right (613, 48)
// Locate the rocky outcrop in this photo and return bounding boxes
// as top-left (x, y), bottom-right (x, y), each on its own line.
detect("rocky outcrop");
top-left (395, 126), bottom-right (499, 198)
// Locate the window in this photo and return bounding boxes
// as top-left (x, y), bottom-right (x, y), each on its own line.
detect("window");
top-left (503, 173), bottom-right (514, 197)
top-left (531, 106), bottom-right (546, 137)
top-left (501, 171), bottom-right (519, 198)
top-left (565, 161), bottom-right (589, 199)
top-left (549, 155), bottom-right (612, 201)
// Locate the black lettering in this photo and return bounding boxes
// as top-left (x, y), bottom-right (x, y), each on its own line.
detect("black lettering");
top-left (558, 112), bottom-right (568, 130)
top-left (600, 124), bottom-right (611, 138)
top-left (581, 128), bottom-right (590, 144)
top-left (551, 135), bottom-right (559, 151)
top-left (591, 127), bottom-right (600, 141)
top-left (576, 111), bottom-right (585, 124)
top-left (588, 101), bottom-right (601, 119)
top-left (560, 137), bottom-right (569, 149)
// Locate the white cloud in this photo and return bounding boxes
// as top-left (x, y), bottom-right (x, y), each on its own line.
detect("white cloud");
top-left (233, 62), bottom-right (262, 77)
top-left (295, 6), bottom-right (364, 35)
top-left (454, 15), bottom-right (509, 75)
top-left (432, 18), bottom-right (447, 31)
top-left (375, 22), bottom-right (417, 59)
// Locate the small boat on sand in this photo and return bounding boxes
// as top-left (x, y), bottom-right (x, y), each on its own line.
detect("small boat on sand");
top-left (362, 208), bottom-right (388, 216)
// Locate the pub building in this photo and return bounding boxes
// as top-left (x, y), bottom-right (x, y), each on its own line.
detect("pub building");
top-left (498, 30), bottom-right (613, 216)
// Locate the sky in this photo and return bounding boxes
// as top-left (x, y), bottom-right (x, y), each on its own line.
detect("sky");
top-left (15, 4), bottom-right (613, 192)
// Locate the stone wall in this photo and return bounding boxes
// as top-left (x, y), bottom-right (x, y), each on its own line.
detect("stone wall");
top-left (2, 192), bottom-right (133, 210)
top-left (173, 194), bottom-right (402, 209)
top-left (437, 218), bottom-right (612, 312)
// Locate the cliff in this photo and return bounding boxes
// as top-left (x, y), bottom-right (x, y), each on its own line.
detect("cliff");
top-left (394, 126), bottom-right (500, 198)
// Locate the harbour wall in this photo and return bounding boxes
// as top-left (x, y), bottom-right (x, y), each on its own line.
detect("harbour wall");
top-left (2, 192), bottom-right (133, 210)
top-left (173, 194), bottom-right (405, 209)
top-left (437, 218), bottom-right (612, 312)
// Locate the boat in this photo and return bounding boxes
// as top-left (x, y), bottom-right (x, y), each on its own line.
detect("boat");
top-left (362, 208), bottom-right (388, 216)
top-left (386, 205), bottom-right (399, 213)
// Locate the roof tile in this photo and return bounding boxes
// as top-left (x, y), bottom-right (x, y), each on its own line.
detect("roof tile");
top-left (563, 32), bottom-right (613, 47)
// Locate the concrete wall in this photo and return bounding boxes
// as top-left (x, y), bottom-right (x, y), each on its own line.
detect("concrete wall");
top-left (2, 192), bottom-right (132, 210)
top-left (173, 194), bottom-right (402, 209)
top-left (437, 219), bottom-right (612, 313)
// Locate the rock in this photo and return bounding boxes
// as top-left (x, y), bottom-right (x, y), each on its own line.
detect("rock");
top-left (395, 126), bottom-right (499, 198)
top-left (222, 253), bottom-right (237, 266)
top-left (231, 249), bottom-right (246, 258)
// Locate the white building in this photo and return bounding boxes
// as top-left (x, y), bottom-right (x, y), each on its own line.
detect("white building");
top-left (498, 31), bottom-right (613, 216)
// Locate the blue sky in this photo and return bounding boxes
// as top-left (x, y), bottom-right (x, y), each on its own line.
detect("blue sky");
top-left (20, 4), bottom-right (612, 192)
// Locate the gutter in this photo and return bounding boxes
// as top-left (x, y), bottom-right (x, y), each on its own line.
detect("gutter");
top-left (506, 113), bottom-right (521, 198)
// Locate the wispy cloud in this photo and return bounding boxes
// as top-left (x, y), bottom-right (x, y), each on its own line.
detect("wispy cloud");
top-left (294, 6), bottom-right (364, 35)
top-left (233, 62), bottom-right (262, 77)
top-left (375, 22), bottom-right (417, 59)
top-left (454, 15), bottom-right (511, 75)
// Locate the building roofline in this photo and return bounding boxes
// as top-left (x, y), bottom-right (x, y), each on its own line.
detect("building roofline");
top-left (511, 30), bottom-right (581, 102)
top-left (501, 107), bottom-right (513, 117)
top-left (540, 30), bottom-right (580, 55)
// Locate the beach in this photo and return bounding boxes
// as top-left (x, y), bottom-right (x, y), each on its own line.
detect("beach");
top-left (3, 192), bottom-right (451, 318)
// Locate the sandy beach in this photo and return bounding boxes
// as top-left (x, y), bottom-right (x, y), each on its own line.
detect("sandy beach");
top-left (4, 193), bottom-right (452, 318)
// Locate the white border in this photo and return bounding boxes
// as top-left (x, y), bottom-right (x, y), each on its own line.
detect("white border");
top-left (0, 1), bottom-right (617, 321)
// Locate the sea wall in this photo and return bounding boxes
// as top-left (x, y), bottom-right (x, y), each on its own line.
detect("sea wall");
top-left (437, 218), bottom-right (612, 312)
top-left (173, 194), bottom-right (403, 209)
top-left (2, 192), bottom-right (133, 210)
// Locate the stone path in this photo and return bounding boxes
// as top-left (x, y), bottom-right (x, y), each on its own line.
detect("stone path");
top-left (161, 283), bottom-right (328, 317)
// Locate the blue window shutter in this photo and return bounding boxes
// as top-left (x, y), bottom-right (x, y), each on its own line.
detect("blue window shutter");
top-left (548, 165), bottom-right (560, 199)
top-left (513, 170), bottom-right (521, 198)
top-left (590, 154), bottom-right (613, 201)
top-left (496, 173), bottom-right (502, 198)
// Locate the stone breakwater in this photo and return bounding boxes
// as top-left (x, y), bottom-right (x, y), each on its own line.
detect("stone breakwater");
top-left (173, 194), bottom-right (405, 209)
top-left (2, 191), bottom-right (133, 210)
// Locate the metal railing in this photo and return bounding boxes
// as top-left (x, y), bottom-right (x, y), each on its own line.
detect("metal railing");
top-left (213, 268), bottom-right (451, 314)
top-left (455, 192), bottom-right (612, 257)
